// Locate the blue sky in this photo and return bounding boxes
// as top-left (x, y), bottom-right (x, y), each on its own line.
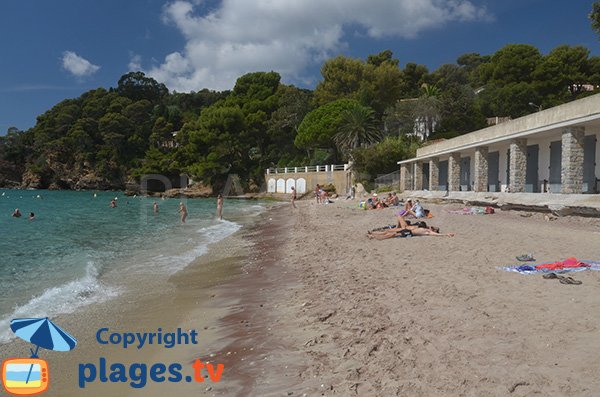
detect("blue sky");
top-left (0, 0), bottom-right (598, 134)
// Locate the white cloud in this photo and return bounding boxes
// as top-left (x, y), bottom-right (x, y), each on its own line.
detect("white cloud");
top-left (145, 0), bottom-right (489, 92)
top-left (61, 51), bottom-right (100, 77)
top-left (128, 54), bottom-right (143, 71)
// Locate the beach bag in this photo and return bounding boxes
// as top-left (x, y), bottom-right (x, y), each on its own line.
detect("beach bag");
top-left (484, 206), bottom-right (495, 214)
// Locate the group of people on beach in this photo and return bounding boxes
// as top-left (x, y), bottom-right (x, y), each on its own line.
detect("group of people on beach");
top-left (367, 197), bottom-right (454, 239)
top-left (314, 184), bottom-right (334, 204)
top-left (362, 191), bottom-right (400, 209)
top-left (11, 208), bottom-right (34, 220)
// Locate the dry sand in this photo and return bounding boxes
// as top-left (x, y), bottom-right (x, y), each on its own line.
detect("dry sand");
top-left (221, 198), bottom-right (600, 396)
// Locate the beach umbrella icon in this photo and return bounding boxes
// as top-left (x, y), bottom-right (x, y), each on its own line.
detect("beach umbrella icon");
top-left (10, 317), bottom-right (77, 384)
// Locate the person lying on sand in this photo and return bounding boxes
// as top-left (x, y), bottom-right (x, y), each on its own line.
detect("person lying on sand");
top-left (369, 214), bottom-right (454, 239)
top-left (367, 226), bottom-right (454, 239)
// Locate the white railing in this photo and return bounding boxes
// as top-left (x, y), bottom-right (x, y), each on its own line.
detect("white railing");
top-left (266, 164), bottom-right (349, 174)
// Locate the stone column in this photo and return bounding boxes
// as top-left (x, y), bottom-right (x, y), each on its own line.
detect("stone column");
top-left (509, 138), bottom-right (527, 192)
top-left (429, 157), bottom-right (439, 191)
top-left (400, 163), bottom-right (412, 192)
top-left (474, 146), bottom-right (489, 192)
top-left (448, 153), bottom-right (461, 191)
top-left (413, 162), bottom-right (423, 190)
top-left (561, 126), bottom-right (585, 194)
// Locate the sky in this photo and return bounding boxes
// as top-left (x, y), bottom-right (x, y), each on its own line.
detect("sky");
top-left (0, 0), bottom-right (598, 134)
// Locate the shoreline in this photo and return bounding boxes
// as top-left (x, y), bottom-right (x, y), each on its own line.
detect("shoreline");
top-left (0, 200), bottom-right (278, 396)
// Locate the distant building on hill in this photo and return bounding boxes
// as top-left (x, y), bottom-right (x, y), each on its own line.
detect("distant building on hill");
top-left (161, 131), bottom-right (180, 149)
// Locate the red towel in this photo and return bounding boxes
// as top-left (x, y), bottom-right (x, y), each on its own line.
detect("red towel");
top-left (535, 257), bottom-right (589, 270)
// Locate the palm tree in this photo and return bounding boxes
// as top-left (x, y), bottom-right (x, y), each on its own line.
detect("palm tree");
top-left (333, 105), bottom-right (381, 158)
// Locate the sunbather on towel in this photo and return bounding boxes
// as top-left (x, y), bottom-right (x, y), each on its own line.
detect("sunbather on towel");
top-left (369, 215), bottom-right (453, 239)
top-left (368, 226), bottom-right (454, 239)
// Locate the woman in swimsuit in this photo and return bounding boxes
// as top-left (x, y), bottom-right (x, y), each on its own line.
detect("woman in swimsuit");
top-left (178, 202), bottom-right (188, 223)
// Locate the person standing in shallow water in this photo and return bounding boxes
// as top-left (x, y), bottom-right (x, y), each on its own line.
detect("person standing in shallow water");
top-left (153, 201), bottom-right (159, 214)
top-left (217, 194), bottom-right (223, 220)
top-left (178, 202), bottom-right (188, 223)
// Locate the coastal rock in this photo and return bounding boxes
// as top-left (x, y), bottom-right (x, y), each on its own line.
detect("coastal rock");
top-left (548, 204), bottom-right (574, 217)
top-left (20, 169), bottom-right (44, 189)
top-left (163, 183), bottom-right (213, 198)
top-left (0, 159), bottom-right (23, 187)
top-left (69, 173), bottom-right (122, 191)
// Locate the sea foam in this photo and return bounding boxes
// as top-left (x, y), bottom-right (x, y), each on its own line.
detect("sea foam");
top-left (0, 262), bottom-right (120, 344)
top-left (148, 220), bottom-right (242, 274)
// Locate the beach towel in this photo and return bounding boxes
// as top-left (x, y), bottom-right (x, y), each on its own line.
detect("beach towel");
top-left (535, 257), bottom-right (589, 271)
top-left (498, 258), bottom-right (600, 274)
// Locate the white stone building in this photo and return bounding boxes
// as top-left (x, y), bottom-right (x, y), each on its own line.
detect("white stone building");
top-left (398, 94), bottom-right (600, 195)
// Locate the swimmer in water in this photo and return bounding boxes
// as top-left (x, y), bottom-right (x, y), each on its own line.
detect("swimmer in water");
top-left (109, 199), bottom-right (117, 208)
top-left (28, 212), bottom-right (35, 220)
top-left (12, 208), bottom-right (22, 218)
top-left (153, 201), bottom-right (159, 214)
top-left (178, 202), bottom-right (188, 223)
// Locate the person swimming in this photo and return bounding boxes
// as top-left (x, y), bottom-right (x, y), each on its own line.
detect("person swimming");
top-left (28, 212), bottom-right (35, 220)
top-left (153, 201), bottom-right (159, 214)
top-left (12, 208), bottom-right (21, 218)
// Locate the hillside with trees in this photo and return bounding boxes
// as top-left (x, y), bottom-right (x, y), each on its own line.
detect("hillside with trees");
top-left (1, 40), bottom-right (599, 192)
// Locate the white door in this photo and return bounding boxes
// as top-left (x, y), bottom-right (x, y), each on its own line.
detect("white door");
top-left (286, 178), bottom-right (296, 193)
top-left (296, 178), bottom-right (306, 194)
top-left (267, 178), bottom-right (276, 193)
top-left (276, 178), bottom-right (285, 193)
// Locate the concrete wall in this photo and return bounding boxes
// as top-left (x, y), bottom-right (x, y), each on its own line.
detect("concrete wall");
top-left (265, 170), bottom-right (351, 196)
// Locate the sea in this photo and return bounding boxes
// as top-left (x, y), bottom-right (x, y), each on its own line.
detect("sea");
top-left (0, 189), bottom-right (265, 343)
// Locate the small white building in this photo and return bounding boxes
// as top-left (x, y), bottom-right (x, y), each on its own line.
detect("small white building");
top-left (398, 94), bottom-right (600, 194)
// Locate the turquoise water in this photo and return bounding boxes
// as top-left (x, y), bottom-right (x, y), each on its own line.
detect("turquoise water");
top-left (0, 189), bottom-right (263, 342)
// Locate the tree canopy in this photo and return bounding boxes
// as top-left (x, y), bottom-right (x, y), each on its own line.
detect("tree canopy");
top-left (2, 31), bottom-right (599, 191)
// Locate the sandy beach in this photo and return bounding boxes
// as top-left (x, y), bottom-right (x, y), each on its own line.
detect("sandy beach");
top-left (7, 196), bottom-right (600, 397)
top-left (211, 197), bottom-right (600, 396)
